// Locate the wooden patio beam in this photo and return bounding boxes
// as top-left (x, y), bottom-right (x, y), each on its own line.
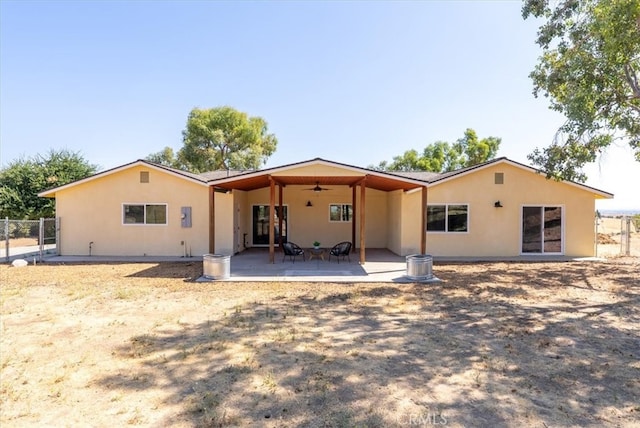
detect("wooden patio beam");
top-left (350, 177), bottom-right (366, 188)
top-left (278, 183), bottom-right (283, 249)
top-left (351, 184), bottom-right (357, 250)
top-left (271, 176), bottom-right (287, 187)
top-left (359, 178), bottom-right (366, 264)
top-left (421, 185), bottom-right (427, 254)
top-left (269, 176), bottom-right (275, 263)
top-left (209, 186), bottom-right (215, 253)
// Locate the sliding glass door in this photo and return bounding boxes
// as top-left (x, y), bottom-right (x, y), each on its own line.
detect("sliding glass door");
top-left (252, 205), bottom-right (288, 246)
top-left (522, 206), bottom-right (563, 254)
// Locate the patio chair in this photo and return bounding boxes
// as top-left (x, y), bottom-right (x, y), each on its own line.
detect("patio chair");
top-left (329, 241), bottom-right (351, 263)
top-left (282, 242), bottom-right (306, 263)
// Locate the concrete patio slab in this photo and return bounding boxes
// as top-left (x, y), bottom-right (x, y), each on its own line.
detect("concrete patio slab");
top-left (39, 249), bottom-right (418, 282)
top-left (34, 248), bottom-right (596, 283)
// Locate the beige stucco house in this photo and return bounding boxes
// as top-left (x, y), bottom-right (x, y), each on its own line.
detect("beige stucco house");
top-left (38, 157), bottom-right (612, 261)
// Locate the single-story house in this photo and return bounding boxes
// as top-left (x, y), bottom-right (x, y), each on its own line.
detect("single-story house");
top-left (38, 157), bottom-right (613, 261)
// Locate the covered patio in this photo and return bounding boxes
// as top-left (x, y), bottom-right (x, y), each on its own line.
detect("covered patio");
top-left (209, 158), bottom-right (429, 264)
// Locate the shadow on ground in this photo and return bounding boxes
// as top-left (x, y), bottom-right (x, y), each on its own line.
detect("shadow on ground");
top-left (98, 262), bottom-right (639, 427)
top-left (125, 263), bottom-right (203, 281)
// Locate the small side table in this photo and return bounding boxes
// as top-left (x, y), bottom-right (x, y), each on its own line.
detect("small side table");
top-left (308, 247), bottom-right (325, 261)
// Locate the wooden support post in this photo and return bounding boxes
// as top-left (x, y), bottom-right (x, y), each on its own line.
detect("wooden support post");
top-left (269, 177), bottom-right (275, 263)
top-left (351, 184), bottom-right (357, 248)
top-left (421, 185), bottom-right (427, 254)
top-left (359, 179), bottom-right (366, 264)
top-left (278, 184), bottom-right (283, 249)
top-left (209, 186), bottom-right (215, 253)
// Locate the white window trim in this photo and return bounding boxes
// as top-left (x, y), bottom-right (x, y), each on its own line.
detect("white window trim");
top-left (519, 204), bottom-right (565, 255)
top-left (328, 203), bottom-right (353, 223)
top-left (122, 203), bottom-right (168, 226)
top-left (426, 203), bottom-right (470, 234)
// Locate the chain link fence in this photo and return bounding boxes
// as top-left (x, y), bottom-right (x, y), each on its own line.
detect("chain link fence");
top-left (595, 215), bottom-right (639, 258)
top-left (1, 217), bottom-right (58, 262)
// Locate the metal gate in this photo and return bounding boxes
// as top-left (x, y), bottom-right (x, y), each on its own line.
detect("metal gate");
top-left (1, 217), bottom-right (59, 262)
top-left (595, 215), bottom-right (639, 258)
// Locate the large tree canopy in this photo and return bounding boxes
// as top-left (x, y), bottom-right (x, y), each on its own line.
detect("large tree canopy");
top-left (147, 106), bottom-right (278, 172)
top-left (523, 0), bottom-right (640, 182)
top-left (372, 129), bottom-right (501, 172)
top-left (0, 149), bottom-right (99, 219)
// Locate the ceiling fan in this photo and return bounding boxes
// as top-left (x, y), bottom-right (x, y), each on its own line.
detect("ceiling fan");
top-left (305, 181), bottom-right (331, 192)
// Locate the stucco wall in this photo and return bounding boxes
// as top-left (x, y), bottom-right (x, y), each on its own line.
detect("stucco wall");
top-left (54, 165), bottom-right (211, 256)
top-left (386, 190), bottom-right (403, 255)
top-left (400, 189), bottom-right (425, 256)
top-left (213, 191), bottom-right (234, 256)
top-left (233, 190), bottom-right (249, 253)
top-left (425, 163), bottom-right (597, 257)
top-left (362, 187), bottom-right (388, 248)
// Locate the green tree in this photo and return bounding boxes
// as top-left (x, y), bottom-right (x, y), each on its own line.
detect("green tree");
top-left (454, 129), bottom-right (501, 168)
top-left (373, 129), bottom-right (501, 172)
top-left (148, 106), bottom-right (278, 172)
top-left (523, 0), bottom-right (640, 182)
top-left (145, 146), bottom-right (186, 170)
top-left (0, 149), bottom-right (98, 219)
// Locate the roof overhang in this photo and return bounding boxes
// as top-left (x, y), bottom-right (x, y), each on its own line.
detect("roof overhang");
top-left (209, 158), bottom-right (428, 192)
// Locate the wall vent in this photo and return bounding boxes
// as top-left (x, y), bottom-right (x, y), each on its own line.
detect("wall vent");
top-left (140, 171), bottom-right (150, 183)
top-left (494, 172), bottom-right (504, 184)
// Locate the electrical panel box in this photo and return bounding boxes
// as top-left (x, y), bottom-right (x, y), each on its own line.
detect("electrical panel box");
top-left (181, 206), bottom-right (192, 228)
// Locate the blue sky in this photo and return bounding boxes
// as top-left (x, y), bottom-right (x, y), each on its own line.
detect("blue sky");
top-left (1, 0), bottom-right (638, 210)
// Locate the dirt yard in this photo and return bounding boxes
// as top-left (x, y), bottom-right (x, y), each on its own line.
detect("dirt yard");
top-left (1, 260), bottom-right (639, 427)
top-left (1, 238), bottom-right (39, 248)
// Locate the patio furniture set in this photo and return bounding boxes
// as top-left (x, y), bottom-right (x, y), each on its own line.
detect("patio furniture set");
top-left (282, 241), bottom-right (352, 263)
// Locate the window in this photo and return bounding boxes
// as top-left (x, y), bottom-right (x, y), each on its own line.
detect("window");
top-left (427, 204), bottom-right (468, 232)
top-left (123, 204), bottom-right (167, 225)
top-left (329, 204), bottom-right (352, 222)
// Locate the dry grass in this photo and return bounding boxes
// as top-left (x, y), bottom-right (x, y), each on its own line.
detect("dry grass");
top-left (1, 259), bottom-right (639, 427)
